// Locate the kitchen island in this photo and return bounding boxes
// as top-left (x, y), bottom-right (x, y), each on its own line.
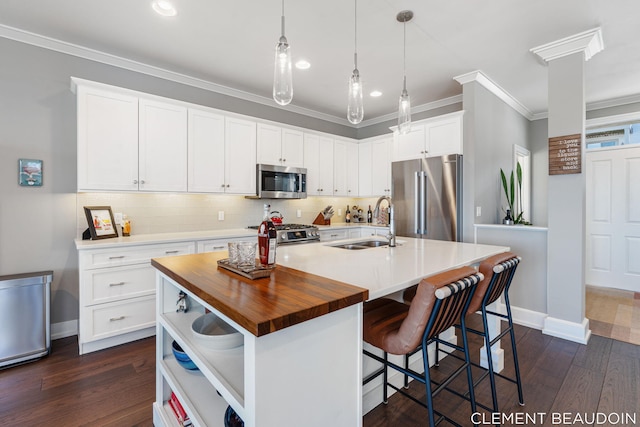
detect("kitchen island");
top-left (151, 236), bottom-right (509, 427)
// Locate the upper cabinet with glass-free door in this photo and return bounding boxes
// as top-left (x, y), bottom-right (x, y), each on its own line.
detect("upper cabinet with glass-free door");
top-left (392, 111), bottom-right (463, 161)
top-left (76, 84), bottom-right (139, 191)
top-left (138, 99), bottom-right (188, 192)
top-left (257, 123), bottom-right (304, 167)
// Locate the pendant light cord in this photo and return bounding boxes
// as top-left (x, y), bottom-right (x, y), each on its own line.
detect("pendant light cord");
top-left (354, 0), bottom-right (358, 70)
top-left (403, 17), bottom-right (407, 91)
top-left (281, 0), bottom-right (285, 38)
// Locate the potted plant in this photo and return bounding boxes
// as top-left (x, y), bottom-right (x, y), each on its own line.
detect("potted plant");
top-left (500, 162), bottom-right (529, 225)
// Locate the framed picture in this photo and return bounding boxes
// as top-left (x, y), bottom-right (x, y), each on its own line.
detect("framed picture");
top-left (84, 206), bottom-right (119, 240)
top-left (19, 159), bottom-right (43, 186)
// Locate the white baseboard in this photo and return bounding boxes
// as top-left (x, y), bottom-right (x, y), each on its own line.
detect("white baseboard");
top-left (51, 320), bottom-right (78, 340)
top-left (498, 303), bottom-right (547, 330)
top-left (542, 316), bottom-right (591, 344)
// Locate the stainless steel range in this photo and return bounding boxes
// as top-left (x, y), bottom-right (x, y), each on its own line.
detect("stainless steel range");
top-left (247, 223), bottom-right (320, 245)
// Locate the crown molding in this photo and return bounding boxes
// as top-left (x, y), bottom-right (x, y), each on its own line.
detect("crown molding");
top-left (454, 70), bottom-right (534, 120)
top-left (530, 27), bottom-right (604, 63)
top-left (0, 24), bottom-right (354, 127)
top-left (356, 94), bottom-right (462, 128)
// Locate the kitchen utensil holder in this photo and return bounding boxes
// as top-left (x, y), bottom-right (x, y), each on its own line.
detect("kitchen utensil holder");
top-left (312, 212), bottom-right (330, 225)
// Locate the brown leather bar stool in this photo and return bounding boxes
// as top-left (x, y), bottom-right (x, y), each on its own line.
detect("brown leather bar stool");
top-left (362, 266), bottom-right (484, 426)
top-left (404, 252), bottom-right (524, 416)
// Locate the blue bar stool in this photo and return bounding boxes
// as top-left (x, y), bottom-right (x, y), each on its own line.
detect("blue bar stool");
top-left (362, 266), bottom-right (484, 426)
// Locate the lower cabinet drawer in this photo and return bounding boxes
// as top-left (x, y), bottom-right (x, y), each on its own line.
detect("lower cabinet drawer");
top-left (84, 264), bottom-right (156, 305)
top-left (82, 295), bottom-right (155, 342)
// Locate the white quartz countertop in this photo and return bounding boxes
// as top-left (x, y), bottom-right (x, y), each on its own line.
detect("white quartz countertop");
top-left (276, 236), bottom-right (509, 300)
top-left (74, 228), bottom-right (256, 249)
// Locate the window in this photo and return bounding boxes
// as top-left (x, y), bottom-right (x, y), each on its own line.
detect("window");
top-left (586, 123), bottom-right (640, 150)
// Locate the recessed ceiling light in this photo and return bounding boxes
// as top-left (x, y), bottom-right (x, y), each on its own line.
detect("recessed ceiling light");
top-left (152, 0), bottom-right (177, 17)
top-left (295, 60), bottom-right (311, 70)
top-left (370, 90), bottom-right (383, 97)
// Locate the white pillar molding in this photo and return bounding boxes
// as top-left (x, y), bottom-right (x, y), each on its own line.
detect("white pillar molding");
top-left (530, 27), bottom-right (604, 63)
top-left (537, 29), bottom-right (603, 344)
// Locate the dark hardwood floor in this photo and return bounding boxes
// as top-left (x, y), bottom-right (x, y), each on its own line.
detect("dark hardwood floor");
top-left (0, 315), bottom-right (637, 426)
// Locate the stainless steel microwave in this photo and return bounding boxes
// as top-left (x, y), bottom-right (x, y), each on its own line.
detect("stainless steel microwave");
top-left (249, 164), bottom-right (307, 199)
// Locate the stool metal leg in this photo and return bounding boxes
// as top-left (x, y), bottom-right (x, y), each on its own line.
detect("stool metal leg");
top-left (481, 306), bottom-right (500, 414)
top-left (383, 351), bottom-right (389, 404)
top-left (504, 293), bottom-right (524, 406)
top-left (421, 342), bottom-right (437, 427)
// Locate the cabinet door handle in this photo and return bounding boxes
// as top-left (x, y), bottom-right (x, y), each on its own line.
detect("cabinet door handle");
top-left (221, 184), bottom-right (226, 188)
top-left (140, 179), bottom-right (146, 184)
top-left (133, 179), bottom-right (138, 184)
top-left (226, 184), bottom-right (230, 188)
top-left (165, 250), bottom-right (179, 254)
top-left (212, 245), bottom-right (225, 250)
top-left (110, 316), bottom-right (125, 321)
top-left (109, 255), bottom-right (125, 260)
top-left (109, 282), bottom-right (125, 287)
top-left (331, 234), bottom-right (338, 237)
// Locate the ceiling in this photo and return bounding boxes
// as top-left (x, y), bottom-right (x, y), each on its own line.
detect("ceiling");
top-left (1, 0), bottom-right (640, 126)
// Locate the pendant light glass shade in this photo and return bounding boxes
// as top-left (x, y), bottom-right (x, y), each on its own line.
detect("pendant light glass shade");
top-left (273, 2), bottom-right (293, 106)
top-left (398, 82), bottom-right (411, 134)
top-left (347, 67), bottom-right (364, 124)
top-left (347, 0), bottom-right (363, 124)
top-left (397, 10), bottom-right (413, 134)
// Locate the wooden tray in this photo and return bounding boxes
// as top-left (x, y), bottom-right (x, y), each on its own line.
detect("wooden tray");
top-left (217, 258), bottom-right (274, 280)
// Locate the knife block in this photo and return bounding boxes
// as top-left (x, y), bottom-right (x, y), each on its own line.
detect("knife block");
top-left (312, 212), bottom-right (330, 225)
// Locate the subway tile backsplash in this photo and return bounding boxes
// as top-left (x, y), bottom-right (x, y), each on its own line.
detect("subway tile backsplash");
top-left (76, 193), bottom-right (380, 238)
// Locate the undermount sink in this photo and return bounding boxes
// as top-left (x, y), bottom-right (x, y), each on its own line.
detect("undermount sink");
top-left (329, 240), bottom-right (390, 250)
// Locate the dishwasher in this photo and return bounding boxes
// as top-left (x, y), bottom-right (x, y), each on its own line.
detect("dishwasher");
top-left (0, 271), bottom-right (52, 368)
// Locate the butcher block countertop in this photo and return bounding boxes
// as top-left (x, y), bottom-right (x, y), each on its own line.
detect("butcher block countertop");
top-left (151, 251), bottom-right (369, 337)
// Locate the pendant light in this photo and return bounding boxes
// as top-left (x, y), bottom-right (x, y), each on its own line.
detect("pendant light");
top-left (273, 0), bottom-right (293, 106)
top-left (397, 10), bottom-right (413, 134)
top-left (347, 0), bottom-right (364, 124)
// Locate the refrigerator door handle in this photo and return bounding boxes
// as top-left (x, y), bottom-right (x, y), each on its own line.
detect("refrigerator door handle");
top-left (419, 171), bottom-right (427, 235)
top-left (414, 171), bottom-right (420, 234)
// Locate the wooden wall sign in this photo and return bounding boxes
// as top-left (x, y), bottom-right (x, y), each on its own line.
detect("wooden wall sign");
top-left (549, 133), bottom-right (582, 175)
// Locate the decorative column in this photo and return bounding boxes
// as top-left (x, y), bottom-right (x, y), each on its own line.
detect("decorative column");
top-left (531, 28), bottom-right (603, 343)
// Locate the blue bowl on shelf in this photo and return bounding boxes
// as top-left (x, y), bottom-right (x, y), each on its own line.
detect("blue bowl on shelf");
top-left (172, 340), bottom-right (199, 371)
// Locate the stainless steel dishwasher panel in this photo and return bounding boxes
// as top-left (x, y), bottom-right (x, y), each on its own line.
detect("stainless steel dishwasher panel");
top-left (0, 271), bottom-right (52, 368)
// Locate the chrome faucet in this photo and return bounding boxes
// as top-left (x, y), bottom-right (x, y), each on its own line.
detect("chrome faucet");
top-left (374, 195), bottom-right (396, 247)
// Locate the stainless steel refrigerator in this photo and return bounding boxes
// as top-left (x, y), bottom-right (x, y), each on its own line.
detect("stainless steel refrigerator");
top-left (391, 154), bottom-right (462, 241)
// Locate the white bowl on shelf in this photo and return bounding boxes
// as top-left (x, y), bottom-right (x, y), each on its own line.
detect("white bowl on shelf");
top-left (191, 313), bottom-right (243, 350)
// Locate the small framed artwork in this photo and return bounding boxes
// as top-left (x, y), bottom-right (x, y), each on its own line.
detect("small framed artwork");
top-left (19, 159), bottom-right (43, 186)
top-left (84, 206), bottom-right (119, 240)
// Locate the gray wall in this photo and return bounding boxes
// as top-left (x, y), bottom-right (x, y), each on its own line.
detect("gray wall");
top-left (460, 81), bottom-right (530, 242)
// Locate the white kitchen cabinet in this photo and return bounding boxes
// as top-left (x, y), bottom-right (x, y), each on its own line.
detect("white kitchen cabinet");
top-left (77, 241), bottom-right (196, 355)
top-left (257, 124), bottom-right (304, 168)
top-left (393, 124), bottom-right (426, 161)
top-left (425, 112), bottom-right (463, 157)
top-left (197, 237), bottom-right (252, 253)
top-left (138, 99), bottom-right (188, 192)
top-left (319, 228), bottom-right (349, 241)
top-left (188, 108), bottom-right (226, 193)
top-left (392, 111), bottom-right (463, 161)
top-left (333, 139), bottom-right (348, 196)
top-left (224, 117), bottom-right (257, 194)
top-left (76, 85), bottom-right (139, 191)
top-left (360, 136), bottom-right (392, 197)
top-left (346, 141), bottom-right (359, 196)
top-left (304, 133), bottom-right (334, 196)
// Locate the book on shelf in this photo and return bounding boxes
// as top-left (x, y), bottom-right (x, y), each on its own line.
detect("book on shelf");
top-left (168, 392), bottom-right (192, 426)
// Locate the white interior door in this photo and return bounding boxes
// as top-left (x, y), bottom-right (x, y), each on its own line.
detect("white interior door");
top-left (586, 146), bottom-right (640, 291)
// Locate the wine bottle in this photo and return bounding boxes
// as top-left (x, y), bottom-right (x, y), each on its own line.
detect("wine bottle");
top-left (258, 204), bottom-right (277, 266)
top-left (345, 205), bottom-right (351, 223)
top-left (367, 205), bottom-right (372, 223)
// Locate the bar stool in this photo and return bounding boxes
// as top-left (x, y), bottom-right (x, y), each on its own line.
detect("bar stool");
top-left (404, 252), bottom-right (524, 416)
top-left (362, 266), bottom-right (484, 426)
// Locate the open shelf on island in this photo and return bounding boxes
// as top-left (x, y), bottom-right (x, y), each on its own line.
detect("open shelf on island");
top-left (160, 310), bottom-right (245, 410)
